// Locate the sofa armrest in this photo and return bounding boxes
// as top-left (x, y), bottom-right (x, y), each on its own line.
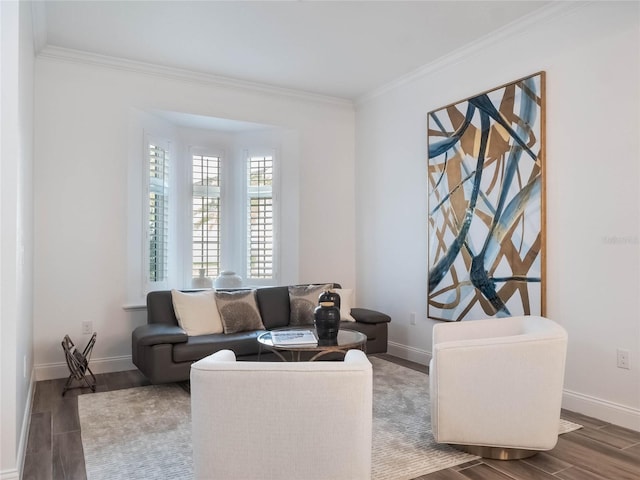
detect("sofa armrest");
top-left (132, 324), bottom-right (188, 347)
top-left (350, 308), bottom-right (391, 324)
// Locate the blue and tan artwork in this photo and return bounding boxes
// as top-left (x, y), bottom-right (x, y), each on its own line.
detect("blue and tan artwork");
top-left (427, 72), bottom-right (545, 321)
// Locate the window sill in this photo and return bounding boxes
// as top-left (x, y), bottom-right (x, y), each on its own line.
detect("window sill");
top-left (121, 283), bottom-right (280, 312)
top-left (123, 303), bottom-right (146, 312)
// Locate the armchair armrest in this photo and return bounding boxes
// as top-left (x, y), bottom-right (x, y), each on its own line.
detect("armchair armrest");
top-left (132, 324), bottom-right (188, 347)
top-left (350, 308), bottom-right (391, 324)
top-left (343, 349), bottom-right (370, 365)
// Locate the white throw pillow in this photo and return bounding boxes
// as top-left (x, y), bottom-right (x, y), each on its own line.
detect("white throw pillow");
top-left (333, 288), bottom-right (356, 322)
top-left (171, 290), bottom-right (223, 336)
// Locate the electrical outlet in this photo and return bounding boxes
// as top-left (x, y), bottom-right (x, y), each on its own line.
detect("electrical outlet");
top-left (82, 321), bottom-right (93, 335)
top-left (409, 312), bottom-right (416, 326)
top-left (617, 349), bottom-right (630, 369)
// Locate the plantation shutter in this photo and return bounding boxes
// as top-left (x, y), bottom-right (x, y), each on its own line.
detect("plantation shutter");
top-left (148, 143), bottom-right (169, 283)
top-left (247, 155), bottom-right (273, 279)
top-left (192, 154), bottom-right (221, 279)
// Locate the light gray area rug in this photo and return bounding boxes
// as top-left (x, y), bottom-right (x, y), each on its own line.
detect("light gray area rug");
top-left (78, 358), bottom-right (581, 480)
top-left (369, 358), bottom-right (579, 480)
top-left (78, 384), bottom-right (192, 479)
top-left (371, 357), bottom-right (478, 480)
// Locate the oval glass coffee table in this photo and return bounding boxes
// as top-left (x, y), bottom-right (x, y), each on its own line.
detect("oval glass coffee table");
top-left (257, 327), bottom-right (367, 361)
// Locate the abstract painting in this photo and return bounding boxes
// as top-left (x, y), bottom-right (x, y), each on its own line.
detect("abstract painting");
top-left (427, 72), bottom-right (545, 321)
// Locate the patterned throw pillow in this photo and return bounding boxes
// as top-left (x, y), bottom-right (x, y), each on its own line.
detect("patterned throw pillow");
top-left (214, 290), bottom-right (265, 334)
top-left (288, 284), bottom-right (333, 326)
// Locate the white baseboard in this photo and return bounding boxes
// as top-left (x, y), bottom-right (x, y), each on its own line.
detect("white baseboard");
top-left (0, 469), bottom-right (19, 480)
top-left (387, 341), bottom-right (431, 366)
top-left (35, 355), bottom-right (136, 381)
top-left (563, 389), bottom-right (640, 432)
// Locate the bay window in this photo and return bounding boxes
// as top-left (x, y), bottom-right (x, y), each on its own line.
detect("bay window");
top-left (144, 138), bottom-right (278, 292)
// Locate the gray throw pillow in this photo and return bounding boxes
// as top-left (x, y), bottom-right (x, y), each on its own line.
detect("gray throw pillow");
top-left (288, 284), bottom-right (333, 326)
top-left (214, 290), bottom-right (265, 334)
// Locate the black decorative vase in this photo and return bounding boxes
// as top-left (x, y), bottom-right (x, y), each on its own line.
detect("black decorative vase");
top-left (314, 302), bottom-right (341, 341)
top-left (318, 289), bottom-right (341, 310)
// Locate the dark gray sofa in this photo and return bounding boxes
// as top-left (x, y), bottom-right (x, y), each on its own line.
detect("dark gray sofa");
top-left (132, 284), bottom-right (391, 384)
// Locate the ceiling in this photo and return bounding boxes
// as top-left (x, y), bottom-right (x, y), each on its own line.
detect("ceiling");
top-left (37, 1), bottom-right (552, 100)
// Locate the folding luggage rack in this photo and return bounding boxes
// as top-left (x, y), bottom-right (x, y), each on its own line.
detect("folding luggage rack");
top-left (61, 332), bottom-right (97, 396)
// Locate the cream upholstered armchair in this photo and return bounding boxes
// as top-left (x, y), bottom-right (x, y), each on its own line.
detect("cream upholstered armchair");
top-left (429, 315), bottom-right (568, 459)
top-left (190, 349), bottom-right (372, 480)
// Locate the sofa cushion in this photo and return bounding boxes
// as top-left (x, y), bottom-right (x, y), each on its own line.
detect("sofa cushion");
top-left (173, 331), bottom-right (263, 363)
top-left (133, 324), bottom-right (188, 347)
top-left (215, 290), bottom-right (265, 334)
top-left (255, 286), bottom-right (290, 329)
top-left (171, 290), bottom-right (223, 336)
top-left (147, 290), bottom-right (180, 326)
top-left (288, 284), bottom-right (332, 326)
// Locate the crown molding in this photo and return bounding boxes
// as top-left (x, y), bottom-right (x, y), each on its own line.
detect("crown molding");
top-left (356, 1), bottom-right (589, 105)
top-left (37, 45), bottom-right (354, 109)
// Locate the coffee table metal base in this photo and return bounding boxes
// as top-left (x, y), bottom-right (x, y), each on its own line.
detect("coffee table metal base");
top-left (257, 328), bottom-right (367, 362)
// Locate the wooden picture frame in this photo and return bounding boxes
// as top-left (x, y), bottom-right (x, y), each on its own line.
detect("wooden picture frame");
top-left (427, 72), bottom-right (546, 321)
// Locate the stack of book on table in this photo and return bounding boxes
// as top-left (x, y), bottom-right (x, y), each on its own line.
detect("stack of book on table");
top-left (271, 330), bottom-right (318, 346)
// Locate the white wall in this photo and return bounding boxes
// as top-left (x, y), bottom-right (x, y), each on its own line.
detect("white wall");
top-left (0, 1), bottom-right (35, 478)
top-left (355, 2), bottom-right (640, 430)
top-left (33, 50), bottom-right (355, 379)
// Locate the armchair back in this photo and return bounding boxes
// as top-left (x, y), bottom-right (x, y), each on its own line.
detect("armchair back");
top-left (191, 348), bottom-right (372, 480)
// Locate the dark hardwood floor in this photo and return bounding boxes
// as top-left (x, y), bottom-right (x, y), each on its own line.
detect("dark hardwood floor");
top-left (23, 354), bottom-right (640, 480)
